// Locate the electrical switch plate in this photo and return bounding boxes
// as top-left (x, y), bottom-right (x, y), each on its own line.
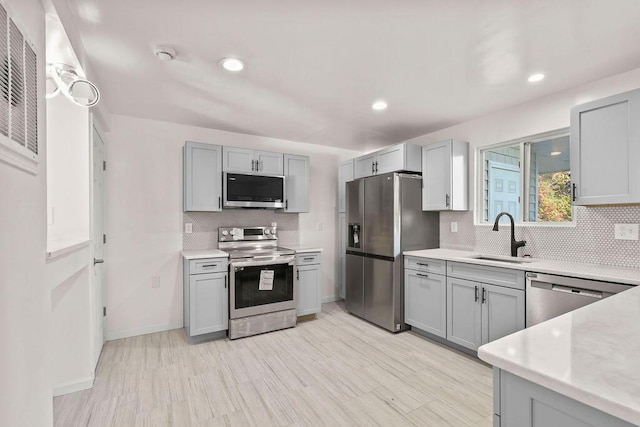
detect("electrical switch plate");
top-left (184, 223), bottom-right (193, 233)
top-left (151, 276), bottom-right (160, 288)
top-left (614, 224), bottom-right (639, 240)
top-left (450, 222), bottom-right (458, 233)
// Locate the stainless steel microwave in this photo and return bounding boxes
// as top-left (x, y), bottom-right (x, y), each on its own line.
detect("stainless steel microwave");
top-left (223, 172), bottom-right (285, 209)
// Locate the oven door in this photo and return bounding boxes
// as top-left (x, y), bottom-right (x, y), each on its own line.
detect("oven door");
top-left (229, 256), bottom-right (296, 319)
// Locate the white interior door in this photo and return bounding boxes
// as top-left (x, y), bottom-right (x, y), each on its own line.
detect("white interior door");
top-left (488, 161), bottom-right (520, 221)
top-left (91, 122), bottom-right (106, 368)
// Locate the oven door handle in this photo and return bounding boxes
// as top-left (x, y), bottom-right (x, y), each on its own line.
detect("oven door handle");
top-left (230, 256), bottom-right (295, 268)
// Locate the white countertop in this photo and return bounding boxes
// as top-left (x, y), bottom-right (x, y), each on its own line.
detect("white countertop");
top-left (403, 248), bottom-right (640, 285)
top-left (281, 245), bottom-right (323, 253)
top-left (478, 285), bottom-right (640, 425)
top-left (182, 249), bottom-right (229, 260)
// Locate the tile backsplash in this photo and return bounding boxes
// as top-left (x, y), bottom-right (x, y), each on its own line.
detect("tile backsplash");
top-left (183, 211), bottom-right (300, 250)
top-left (440, 206), bottom-right (640, 268)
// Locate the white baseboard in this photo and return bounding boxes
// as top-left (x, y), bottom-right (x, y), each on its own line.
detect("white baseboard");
top-left (321, 295), bottom-right (344, 304)
top-left (106, 321), bottom-right (183, 341)
top-left (53, 376), bottom-right (94, 397)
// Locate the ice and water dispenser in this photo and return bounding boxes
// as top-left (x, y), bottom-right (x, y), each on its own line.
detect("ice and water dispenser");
top-left (348, 223), bottom-right (361, 249)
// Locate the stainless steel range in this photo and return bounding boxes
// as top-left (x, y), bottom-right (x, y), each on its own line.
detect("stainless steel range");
top-left (219, 226), bottom-right (297, 339)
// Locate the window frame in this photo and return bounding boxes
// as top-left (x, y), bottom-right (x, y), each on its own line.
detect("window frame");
top-left (476, 127), bottom-right (576, 227)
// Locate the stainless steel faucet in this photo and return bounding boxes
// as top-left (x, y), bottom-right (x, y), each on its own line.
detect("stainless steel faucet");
top-left (492, 212), bottom-right (526, 257)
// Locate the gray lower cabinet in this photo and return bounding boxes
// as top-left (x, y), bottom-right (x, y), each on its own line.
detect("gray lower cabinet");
top-left (447, 262), bottom-right (525, 352)
top-left (495, 369), bottom-right (635, 427)
top-left (296, 253), bottom-right (322, 316)
top-left (404, 269), bottom-right (447, 338)
top-left (183, 257), bottom-right (229, 337)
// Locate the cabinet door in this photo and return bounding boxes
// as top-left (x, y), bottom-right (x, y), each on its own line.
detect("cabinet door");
top-left (338, 212), bottom-right (346, 299)
top-left (446, 277), bottom-right (482, 351)
top-left (422, 140), bottom-right (452, 211)
top-left (338, 159), bottom-right (354, 213)
top-left (570, 89), bottom-right (640, 205)
top-left (405, 270), bottom-right (446, 338)
top-left (255, 150), bottom-right (284, 175)
top-left (222, 146), bottom-right (254, 173)
top-left (189, 272), bottom-right (228, 336)
top-left (184, 142), bottom-right (222, 211)
top-left (283, 154), bottom-right (309, 212)
top-left (354, 154), bottom-right (376, 179)
top-left (481, 284), bottom-right (524, 345)
top-left (376, 144), bottom-right (405, 175)
top-left (297, 264), bottom-right (321, 316)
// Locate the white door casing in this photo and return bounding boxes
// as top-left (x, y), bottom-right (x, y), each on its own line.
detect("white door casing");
top-left (91, 120), bottom-right (106, 369)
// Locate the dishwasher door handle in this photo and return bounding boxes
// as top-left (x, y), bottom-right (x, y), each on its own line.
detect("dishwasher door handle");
top-left (550, 284), bottom-right (603, 299)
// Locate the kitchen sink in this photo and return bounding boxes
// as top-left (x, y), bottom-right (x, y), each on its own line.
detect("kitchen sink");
top-left (470, 255), bottom-right (533, 264)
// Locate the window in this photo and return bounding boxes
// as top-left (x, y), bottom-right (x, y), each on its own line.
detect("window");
top-left (479, 128), bottom-right (572, 224)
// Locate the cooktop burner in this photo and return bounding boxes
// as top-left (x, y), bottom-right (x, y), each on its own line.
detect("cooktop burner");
top-left (218, 226), bottom-right (295, 259)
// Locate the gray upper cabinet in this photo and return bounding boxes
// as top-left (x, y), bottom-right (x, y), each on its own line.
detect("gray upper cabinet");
top-left (570, 88), bottom-right (640, 205)
top-left (338, 159), bottom-right (354, 213)
top-left (422, 139), bottom-right (468, 211)
top-left (283, 154), bottom-right (310, 212)
top-left (183, 141), bottom-right (222, 212)
top-left (222, 146), bottom-right (284, 175)
top-left (353, 143), bottom-right (422, 179)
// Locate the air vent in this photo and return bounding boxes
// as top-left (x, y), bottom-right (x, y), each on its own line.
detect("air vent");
top-left (0, 1), bottom-right (38, 168)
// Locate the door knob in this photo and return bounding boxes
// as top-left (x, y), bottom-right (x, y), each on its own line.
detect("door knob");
top-left (94, 258), bottom-right (104, 265)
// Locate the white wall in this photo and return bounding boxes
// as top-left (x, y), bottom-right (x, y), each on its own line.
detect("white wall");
top-left (46, 94), bottom-right (90, 244)
top-left (405, 66), bottom-right (640, 265)
top-left (0, 0), bottom-right (50, 425)
top-left (105, 114), bottom-right (360, 339)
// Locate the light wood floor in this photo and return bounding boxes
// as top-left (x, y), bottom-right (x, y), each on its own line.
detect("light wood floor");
top-left (53, 302), bottom-right (493, 426)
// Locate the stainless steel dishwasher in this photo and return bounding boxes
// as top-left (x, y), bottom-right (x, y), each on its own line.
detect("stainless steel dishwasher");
top-left (526, 272), bottom-right (633, 327)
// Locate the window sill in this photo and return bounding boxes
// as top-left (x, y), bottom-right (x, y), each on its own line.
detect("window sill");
top-left (0, 134), bottom-right (38, 175)
top-left (46, 239), bottom-right (90, 261)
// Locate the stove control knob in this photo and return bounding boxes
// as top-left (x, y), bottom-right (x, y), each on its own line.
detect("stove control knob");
top-left (221, 230), bottom-right (229, 236)
top-left (229, 229), bottom-right (237, 236)
top-left (264, 229), bottom-right (271, 235)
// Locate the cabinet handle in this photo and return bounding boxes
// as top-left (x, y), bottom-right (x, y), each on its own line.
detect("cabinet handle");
top-left (224, 276), bottom-right (227, 289)
top-left (416, 273), bottom-right (429, 278)
top-left (251, 159), bottom-right (255, 171)
top-left (416, 262), bottom-right (429, 267)
top-left (372, 162), bottom-right (375, 174)
top-left (375, 161), bottom-right (378, 173)
top-left (297, 269), bottom-right (300, 280)
top-left (202, 264), bottom-right (218, 268)
top-left (482, 288), bottom-right (487, 304)
top-left (475, 285), bottom-right (479, 302)
top-left (445, 194), bottom-right (450, 207)
top-left (303, 257), bottom-right (314, 261)
top-left (218, 196), bottom-right (221, 209)
top-left (285, 200), bottom-right (289, 210)
top-left (572, 183), bottom-right (577, 202)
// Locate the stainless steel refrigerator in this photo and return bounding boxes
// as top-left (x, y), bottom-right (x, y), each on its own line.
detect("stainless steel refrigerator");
top-left (345, 172), bottom-right (439, 332)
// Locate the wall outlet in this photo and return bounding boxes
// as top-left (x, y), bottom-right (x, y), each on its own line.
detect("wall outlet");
top-left (450, 222), bottom-right (458, 233)
top-left (184, 222), bottom-right (193, 234)
top-left (614, 224), bottom-right (639, 240)
top-left (151, 276), bottom-right (160, 288)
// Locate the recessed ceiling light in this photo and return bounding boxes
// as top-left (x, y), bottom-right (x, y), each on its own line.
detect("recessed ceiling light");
top-left (221, 57), bottom-right (245, 72)
top-left (528, 73), bottom-right (545, 83)
top-left (372, 100), bottom-right (388, 111)
top-left (154, 46), bottom-right (176, 61)
top-left (550, 151), bottom-right (562, 156)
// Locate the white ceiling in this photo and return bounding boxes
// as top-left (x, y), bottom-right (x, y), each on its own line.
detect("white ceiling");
top-left (65, 0), bottom-right (640, 151)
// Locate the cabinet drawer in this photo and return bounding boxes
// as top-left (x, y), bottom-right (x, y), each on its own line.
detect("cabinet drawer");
top-left (447, 262), bottom-right (524, 290)
top-left (189, 258), bottom-right (228, 274)
top-left (296, 253), bottom-right (321, 266)
top-left (404, 256), bottom-right (446, 275)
